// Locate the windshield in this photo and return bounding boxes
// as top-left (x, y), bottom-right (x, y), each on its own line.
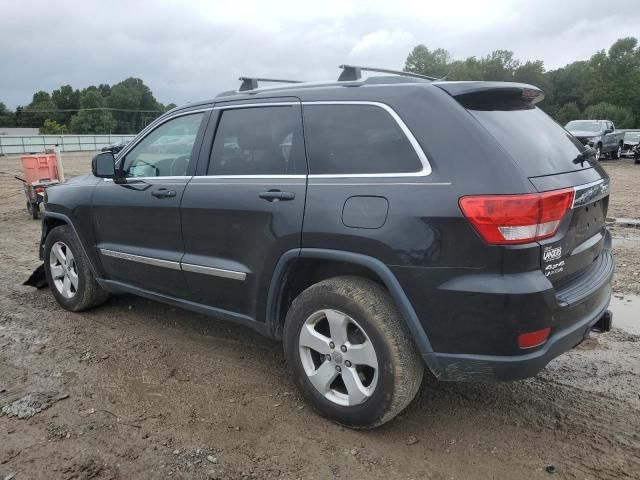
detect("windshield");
top-left (624, 132), bottom-right (640, 141)
top-left (565, 121), bottom-right (602, 133)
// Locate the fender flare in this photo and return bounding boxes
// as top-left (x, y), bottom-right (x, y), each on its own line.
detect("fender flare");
top-left (266, 248), bottom-right (441, 374)
top-left (40, 212), bottom-right (101, 277)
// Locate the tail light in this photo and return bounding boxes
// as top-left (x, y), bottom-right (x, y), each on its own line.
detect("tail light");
top-left (459, 189), bottom-right (574, 245)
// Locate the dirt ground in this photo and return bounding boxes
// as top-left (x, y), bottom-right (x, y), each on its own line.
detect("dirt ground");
top-left (1, 153), bottom-right (639, 480)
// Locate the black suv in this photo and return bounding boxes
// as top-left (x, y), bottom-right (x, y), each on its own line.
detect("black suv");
top-left (39, 66), bottom-right (614, 428)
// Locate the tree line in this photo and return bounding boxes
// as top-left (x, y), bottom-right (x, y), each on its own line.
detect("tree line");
top-left (2, 38), bottom-right (639, 134)
top-left (404, 37), bottom-right (640, 128)
top-left (0, 77), bottom-right (176, 134)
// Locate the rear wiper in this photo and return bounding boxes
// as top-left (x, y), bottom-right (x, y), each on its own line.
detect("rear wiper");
top-left (573, 146), bottom-right (596, 166)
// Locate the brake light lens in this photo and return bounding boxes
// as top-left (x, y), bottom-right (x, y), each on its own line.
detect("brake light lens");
top-left (518, 327), bottom-right (551, 349)
top-left (459, 189), bottom-right (574, 245)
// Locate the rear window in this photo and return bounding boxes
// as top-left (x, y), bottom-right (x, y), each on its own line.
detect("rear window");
top-left (469, 107), bottom-right (588, 177)
top-left (303, 104), bottom-right (422, 175)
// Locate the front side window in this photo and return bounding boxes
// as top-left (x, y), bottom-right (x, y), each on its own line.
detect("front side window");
top-left (208, 106), bottom-right (304, 175)
top-left (303, 104), bottom-right (422, 175)
top-left (123, 112), bottom-right (204, 177)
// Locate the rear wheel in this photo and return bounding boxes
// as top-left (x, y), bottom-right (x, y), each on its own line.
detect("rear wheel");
top-left (283, 276), bottom-right (424, 428)
top-left (43, 225), bottom-right (110, 311)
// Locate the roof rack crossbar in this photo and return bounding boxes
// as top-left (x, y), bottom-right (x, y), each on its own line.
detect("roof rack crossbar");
top-left (238, 77), bottom-right (303, 92)
top-left (338, 64), bottom-right (438, 82)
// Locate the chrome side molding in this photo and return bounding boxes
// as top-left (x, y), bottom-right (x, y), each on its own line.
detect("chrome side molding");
top-left (99, 248), bottom-right (247, 281)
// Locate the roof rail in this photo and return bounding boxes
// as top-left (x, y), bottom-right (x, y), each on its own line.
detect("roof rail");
top-left (338, 64), bottom-right (438, 82)
top-left (238, 77), bottom-right (303, 92)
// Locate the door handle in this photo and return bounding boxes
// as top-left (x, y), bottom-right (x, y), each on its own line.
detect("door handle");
top-left (151, 188), bottom-right (177, 198)
top-left (259, 190), bottom-right (295, 202)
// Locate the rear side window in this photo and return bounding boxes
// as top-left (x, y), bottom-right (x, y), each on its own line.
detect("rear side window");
top-left (208, 106), bottom-right (305, 175)
top-left (469, 107), bottom-right (588, 177)
top-left (303, 104), bottom-right (422, 175)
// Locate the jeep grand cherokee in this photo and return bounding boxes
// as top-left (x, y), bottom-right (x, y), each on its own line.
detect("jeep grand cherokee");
top-left (39, 65), bottom-right (613, 428)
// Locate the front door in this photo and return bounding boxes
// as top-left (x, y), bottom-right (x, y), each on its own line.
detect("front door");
top-left (180, 101), bottom-right (307, 321)
top-left (92, 110), bottom-right (209, 297)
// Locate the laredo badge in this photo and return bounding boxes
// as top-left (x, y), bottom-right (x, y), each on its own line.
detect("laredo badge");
top-left (543, 245), bottom-right (562, 262)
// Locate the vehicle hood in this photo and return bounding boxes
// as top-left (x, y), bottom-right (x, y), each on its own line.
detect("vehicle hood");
top-left (52, 174), bottom-right (101, 188)
top-left (567, 130), bottom-right (602, 138)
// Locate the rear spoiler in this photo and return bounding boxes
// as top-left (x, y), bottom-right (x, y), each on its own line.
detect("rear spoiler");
top-left (434, 81), bottom-right (544, 110)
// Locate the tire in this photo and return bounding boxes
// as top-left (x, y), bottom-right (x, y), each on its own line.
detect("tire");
top-left (612, 144), bottom-right (622, 160)
top-left (283, 276), bottom-right (424, 428)
top-left (27, 201), bottom-right (40, 220)
top-left (43, 225), bottom-right (110, 311)
top-left (595, 145), bottom-right (601, 161)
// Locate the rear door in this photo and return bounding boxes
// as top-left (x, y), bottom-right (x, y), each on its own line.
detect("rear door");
top-left (180, 100), bottom-right (307, 321)
top-left (92, 110), bottom-right (209, 297)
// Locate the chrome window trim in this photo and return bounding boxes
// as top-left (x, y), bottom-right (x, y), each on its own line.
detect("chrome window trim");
top-left (181, 263), bottom-right (246, 281)
top-left (213, 102), bottom-right (299, 110)
top-left (115, 108), bottom-right (213, 167)
top-left (308, 182), bottom-right (451, 186)
top-left (193, 174), bottom-right (306, 180)
top-left (99, 248), bottom-right (181, 270)
top-left (301, 101), bottom-right (432, 178)
top-left (103, 176), bottom-right (191, 182)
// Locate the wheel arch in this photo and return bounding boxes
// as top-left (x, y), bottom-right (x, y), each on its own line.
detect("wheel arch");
top-left (266, 248), bottom-right (439, 373)
top-left (40, 212), bottom-right (101, 278)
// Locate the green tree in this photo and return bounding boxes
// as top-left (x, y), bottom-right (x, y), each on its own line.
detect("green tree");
top-left (554, 102), bottom-right (582, 126)
top-left (69, 90), bottom-right (116, 134)
top-left (402, 37), bottom-right (640, 127)
top-left (40, 119), bottom-right (67, 134)
top-left (51, 85), bottom-right (81, 124)
top-left (19, 91), bottom-right (60, 127)
top-left (480, 50), bottom-right (520, 81)
top-left (0, 101), bottom-right (15, 126)
top-left (108, 77), bottom-right (163, 133)
top-left (404, 45), bottom-right (450, 78)
top-left (583, 102), bottom-right (635, 128)
top-left (447, 57), bottom-right (484, 80)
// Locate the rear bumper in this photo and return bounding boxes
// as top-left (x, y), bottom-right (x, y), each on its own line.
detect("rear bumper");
top-left (425, 294), bottom-right (610, 381)
top-left (421, 247), bottom-right (614, 381)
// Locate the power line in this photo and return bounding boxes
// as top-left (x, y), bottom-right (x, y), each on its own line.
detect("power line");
top-left (17, 107), bottom-right (165, 113)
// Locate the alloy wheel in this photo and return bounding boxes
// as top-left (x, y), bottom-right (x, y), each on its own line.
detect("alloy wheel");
top-left (298, 309), bottom-right (378, 406)
top-left (49, 241), bottom-right (79, 299)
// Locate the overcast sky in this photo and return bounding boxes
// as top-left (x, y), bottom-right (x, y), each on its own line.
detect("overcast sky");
top-left (2, 0), bottom-right (639, 109)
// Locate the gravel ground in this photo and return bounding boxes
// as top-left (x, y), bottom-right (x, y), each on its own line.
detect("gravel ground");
top-left (1, 153), bottom-right (639, 479)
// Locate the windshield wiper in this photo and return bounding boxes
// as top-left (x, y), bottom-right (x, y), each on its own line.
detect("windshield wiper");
top-left (573, 146), bottom-right (596, 166)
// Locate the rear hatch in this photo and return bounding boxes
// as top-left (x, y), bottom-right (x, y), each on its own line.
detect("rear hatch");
top-left (438, 82), bottom-right (611, 295)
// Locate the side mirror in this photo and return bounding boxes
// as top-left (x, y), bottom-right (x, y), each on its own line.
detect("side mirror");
top-left (91, 151), bottom-right (116, 178)
top-left (605, 128), bottom-right (613, 134)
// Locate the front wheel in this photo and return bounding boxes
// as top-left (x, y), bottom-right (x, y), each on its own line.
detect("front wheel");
top-left (595, 145), bottom-right (601, 161)
top-left (43, 225), bottom-right (110, 311)
top-left (283, 276), bottom-right (424, 428)
top-left (612, 144), bottom-right (622, 160)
